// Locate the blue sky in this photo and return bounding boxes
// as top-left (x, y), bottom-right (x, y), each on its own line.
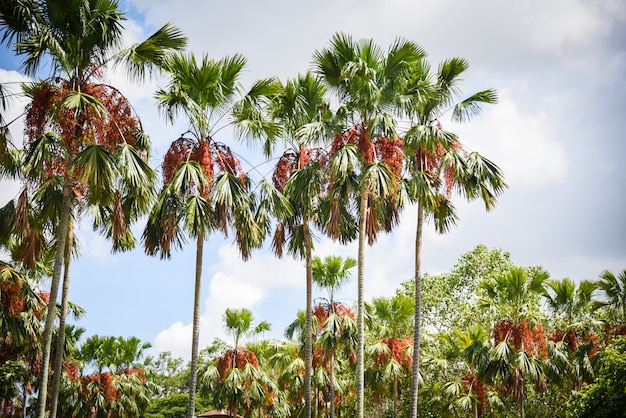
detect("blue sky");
top-left (1, 0), bottom-right (625, 360)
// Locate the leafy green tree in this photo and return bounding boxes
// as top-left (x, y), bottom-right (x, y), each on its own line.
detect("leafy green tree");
top-left (401, 244), bottom-right (514, 333)
top-left (143, 351), bottom-right (187, 397)
top-left (313, 32), bottom-right (423, 418)
top-left (400, 56), bottom-right (507, 418)
top-left (567, 336), bottom-right (626, 418)
top-left (437, 326), bottom-right (495, 418)
top-left (0, 2), bottom-right (186, 415)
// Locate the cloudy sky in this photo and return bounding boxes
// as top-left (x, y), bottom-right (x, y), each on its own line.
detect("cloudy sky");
top-left (1, 0), bottom-right (625, 360)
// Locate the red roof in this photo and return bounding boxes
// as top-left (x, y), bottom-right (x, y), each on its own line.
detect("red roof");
top-left (197, 410), bottom-right (243, 418)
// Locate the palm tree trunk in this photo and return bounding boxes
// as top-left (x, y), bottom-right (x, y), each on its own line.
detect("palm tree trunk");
top-left (356, 191), bottom-right (368, 418)
top-left (519, 379), bottom-right (526, 418)
top-left (409, 202), bottom-right (424, 418)
top-left (48, 225), bottom-right (74, 417)
top-left (393, 374), bottom-right (398, 418)
top-left (304, 218), bottom-right (313, 418)
top-left (186, 234), bottom-right (204, 418)
top-left (329, 349), bottom-right (336, 418)
top-left (36, 174), bottom-right (73, 418)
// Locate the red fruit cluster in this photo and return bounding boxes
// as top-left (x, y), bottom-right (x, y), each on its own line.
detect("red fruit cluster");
top-left (375, 137), bottom-right (404, 179)
top-left (312, 302), bottom-right (355, 330)
top-left (272, 147), bottom-right (328, 192)
top-left (549, 329), bottom-right (579, 351)
top-left (82, 371), bottom-right (118, 401)
top-left (0, 275), bottom-right (24, 317)
top-left (215, 347), bottom-right (259, 379)
top-left (24, 81), bottom-right (142, 178)
top-left (162, 137), bottom-right (193, 185)
top-left (373, 337), bottom-right (413, 369)
top-left (461, 373), bottom-right (487, 414)
top-left (493, 319), bottom-right (547, 358)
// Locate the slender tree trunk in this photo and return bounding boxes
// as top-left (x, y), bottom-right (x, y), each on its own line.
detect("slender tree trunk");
top-left (48, 225), bottom-right (74, 417)
top-left (356, 191), bottom-right (368, 418)
top-left (329, 349), bottom-right (336, 418)
top-left (519, 379), bottom-right (526, 418)
top-left (186, 234), bottom-right (204, 418)
top-left (304, 218), bottom-right (313, 418)
top-left (393, 374), bottom-right (398, 418)
top-left (36, 175), bottom-right (73, 418)
top-left (409, 203), bottom-right (424, 418)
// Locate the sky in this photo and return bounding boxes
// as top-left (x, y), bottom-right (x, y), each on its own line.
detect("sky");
top-left (0, 0), bottom-right (625, 361)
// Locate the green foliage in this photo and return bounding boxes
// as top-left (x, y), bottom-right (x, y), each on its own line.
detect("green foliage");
top-left (143, 393), bottom-right (211, 418)
top-left (0, 360), bottom-right (28, 401)
top-left (401, 244), bottom-right (513, 330)
top-left (567, 336), bottom-right (626, 418)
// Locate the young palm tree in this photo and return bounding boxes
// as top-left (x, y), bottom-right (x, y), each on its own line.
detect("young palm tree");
top-left (478, 267), bottom-right (550, 418)
top-left (312, 255), bottom-right (356, 418)
top-left (143, 51), bottom-right (279, 418)
top-left (593, 269), bottom-right (626, 323)
top-left (401, 56), bottom-right (507, 418)
top-left (434, 325), bottom-right (493, 418)
top-left (313, 33), bottom-right (424, 417)
top-left (366, 294), bottom-right (414, 418)
top-left (543, 278), bottom-right (599, 389)
top-left (199, 308), bottom-right (280, 417)
top-left (0, 2), bottom-right (186, 415)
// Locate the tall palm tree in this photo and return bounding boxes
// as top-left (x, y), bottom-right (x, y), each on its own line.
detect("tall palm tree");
top-left (401, 56), bottom-right (507, 418)
top-left (267, 72), bottom-right (330, 418)
top-left (313, 33), bottom-right (424, 418)
top-left (143, 52), bottom-right (278, 418)
top-left (312, 255), bottom-right (356, 418)
top-left (0, 2), bottom-right (186, 415)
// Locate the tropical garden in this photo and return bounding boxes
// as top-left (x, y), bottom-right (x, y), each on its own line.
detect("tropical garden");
top-left (0, 1), bottom-right (624, 418)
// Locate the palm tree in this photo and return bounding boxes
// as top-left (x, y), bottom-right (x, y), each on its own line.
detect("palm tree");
top-left (266, 72), bottom-right (330, 418)
top-left (143, 51), bottom-right (280, 418)
top-left (438, 326), bottom-right (493, 418)
top-left (366, 294), bottom-right (414, 418)
top-left (57, 335), bottom-right (154, 418)
top-left (544, 278), bottom-right (597, 328)
top-left (199, 308), bottom-right (279, 417)
top-left (593, 269), bottom-right (626, 323)
top-left (313, 33), bottom-right (424, 418)
top-left (478, 267), bottom-right (550, 418)
top-left (401, 56), bottom-right (507, 418)
top-left (543, 278), bottom-right (599, 389)
top-left (0, 2), bottom-right (186, 415)
top-left (312, 255), bottom-right (356, 418)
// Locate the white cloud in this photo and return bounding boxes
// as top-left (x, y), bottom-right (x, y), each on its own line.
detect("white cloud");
top-left (152, 242), bottom-right (304, 359)
top-left (452, 91), bottom-right (568, 190)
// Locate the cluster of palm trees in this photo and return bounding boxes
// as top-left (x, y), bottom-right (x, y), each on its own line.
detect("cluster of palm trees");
top-left (0, 0), bottom-right (514, 417)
